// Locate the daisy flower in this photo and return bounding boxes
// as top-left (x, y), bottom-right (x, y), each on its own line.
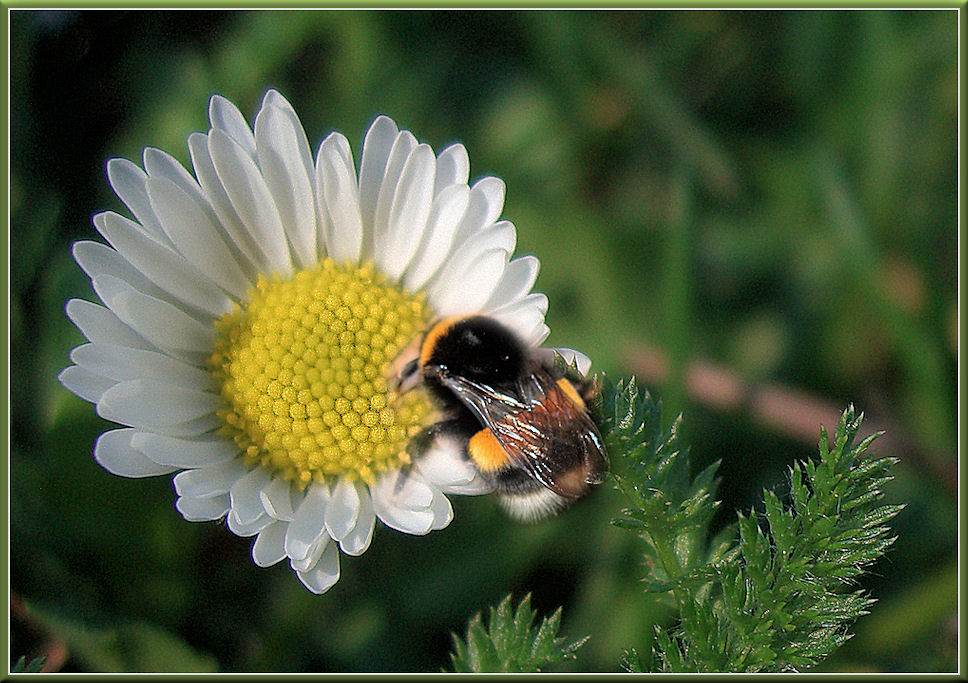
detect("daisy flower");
top-left (59, 90), bottom-right (588, 594)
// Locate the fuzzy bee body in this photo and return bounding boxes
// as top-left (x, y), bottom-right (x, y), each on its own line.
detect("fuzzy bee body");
top-left (392, 315), bottom-right (606, 521)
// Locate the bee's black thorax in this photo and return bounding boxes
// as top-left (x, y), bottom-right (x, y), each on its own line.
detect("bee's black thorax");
top-left (421, 316), bottom-right (527, 398)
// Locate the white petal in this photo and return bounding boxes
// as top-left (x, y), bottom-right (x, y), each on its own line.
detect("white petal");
top-left (472, 177), bottom-right (506, 223)
top-left (415, 452), bottom-right (474, 488)
top-left (97, 275), bottom-right (214, 362)
top-left (260, 477), bottom-right (295, 521)
top-left (97, 379), bottom-right (220, 429)
top-left (528, 322), bottom-right (551, 347)
top-left (372, 130), bottom-right (418, 252)
top-left (544, 347), bottom-right (593, 377)
top-left (143, 147), bottom-right (204, 192)
top-left (255, 101), bottom-right (317, 268)
top-left (209, 128), bottom-right (292, 277)
top-left (143, 145), bottom-right (253, 282)
top-left (227, 508), bottom-right (272, 537)
top-left (142, 414), bottom-right (223, 439)
top-left (290, 532), bottom-right (329, 572)
top-left (173, 459), bottom-right (248, 498)
top-left (252, 520), bottom-right (288, 567)
top-left (488, 292), bottom-right (549, 342)
top-left (315, 132), bottom-right (362, 263)
top-left (176, 494), bottom-right (229, 521)
top-left (448, 219), bottom-right (516, 261)
top-left (130, 432), bottom-right (238, 468)
top-left (452, 177), bottom-right (506, 244)
top-left (74, 240), bottom-right (171, 307)
top-left (58, 365), bottom-right (115, 404)
top-left (426, 219), bottom-right (515, 311)
top-left (416, 440), bottom-right (480, 487)
top-left (339, 486), bottom-right (375, 556)
top-left (296, 542), bottom-right (340, 594)
top-left (430, 248), bottom-right (508, 316)
top-left (145, 177), bottom-right (251, 300)
top-left (378, 144), bottom-right (436, 280)
top-left (261, 89), bottom-right (294, 110)
top-left (106, 158), bottom-right (170, 246)
top-left (401, 184), bottom-right (470, 293)
top-left (71, 343), bottom-right (214, 391)
top-left (434, 143), bottom-right (470, 193)
top-left (209, 94), bottom-right (257, 158)
top-left (189, 132), bottom-right (264, 278)
top-left (372, 472), bottom-right (435, 535)
top-left (285, 483), bottom-right (330, 561)
top-left (229, 466), bottom-right (273, 525)
top-left (441, 473), bottom-right (496, 496)
top-left (358, 116), bottom-right (400, 237)
top-left (415, 440), bottom-right (495, 496)
top-left (324, 478), bottom-right (360, 541)
top-left (429, 489), bottom-right (454, 531)
top-left (483, 255), bottom-right (540, 313)
top-left (379, 470), bottom-right (435, 510)
top-left (94, 212), bottom-right (231, 318)
top-left (373, 498), bottom-right (435, 535)
top-left (66, 299), bottom-right (153, 351)
top-left (144, 145), bottom-right (259, 290)
top-left (93, 428), bottom-right (177, 478)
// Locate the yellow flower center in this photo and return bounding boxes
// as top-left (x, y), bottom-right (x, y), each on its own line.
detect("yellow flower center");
top-left (208, 259), bottom-right (432, 488)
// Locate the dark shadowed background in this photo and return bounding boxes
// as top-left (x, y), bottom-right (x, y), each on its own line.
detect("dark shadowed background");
top-left (9, 9), bottom-right (959, 673)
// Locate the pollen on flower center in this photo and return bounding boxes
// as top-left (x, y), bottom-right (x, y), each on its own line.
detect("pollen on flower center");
top-left (208, 259), bottom-right (432, 488)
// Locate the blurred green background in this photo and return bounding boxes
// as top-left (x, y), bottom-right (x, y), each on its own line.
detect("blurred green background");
top-left (9, 9), bottom-right (958, 673)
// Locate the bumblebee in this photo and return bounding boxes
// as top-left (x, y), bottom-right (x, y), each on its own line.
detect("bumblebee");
top-left (391, 315), bottom-right (606, 521)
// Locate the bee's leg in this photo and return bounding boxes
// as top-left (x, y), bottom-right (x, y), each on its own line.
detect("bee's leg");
top-left (391, 423), bottom-right (452, 494)
top-left (406, 414), bottom-right (475, 459)
top-left (394, 415), bottom-right (479, 495)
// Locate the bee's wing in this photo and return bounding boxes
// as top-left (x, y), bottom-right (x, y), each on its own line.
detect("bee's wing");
top-left (436, 366), bottom-right (604, 497)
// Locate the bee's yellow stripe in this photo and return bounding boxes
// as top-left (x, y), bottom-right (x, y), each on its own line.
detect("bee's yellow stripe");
top-left (556, 378), bottom-right (585, 408)
top-left (468, 428), bottom-right (511, 473)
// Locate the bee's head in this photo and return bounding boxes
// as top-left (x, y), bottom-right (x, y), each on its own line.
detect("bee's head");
top-left (387, 333), bottom-right (423, 395)
top-left (389, 315), bottom-right (527, 399)
top-left (420, 316), bottom-right (526, 387)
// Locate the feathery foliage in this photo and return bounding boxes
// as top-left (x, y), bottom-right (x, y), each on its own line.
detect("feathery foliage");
top-left (448, 594), bottom-right (588, 673)
top-left (12, 655), bottom-right (47, 673)
top-left (600, 377), bottom-right (902, 672)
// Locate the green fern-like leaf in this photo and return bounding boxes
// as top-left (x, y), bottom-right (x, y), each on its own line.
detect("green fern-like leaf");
top-left (12, 655), bottom-right (47, 673)
top-left (600, 377), bottom-right (902, 673)
top-left (448, 594), bottom-right (588, 673)
top-left (598, 377), bottom-right (722, 581)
